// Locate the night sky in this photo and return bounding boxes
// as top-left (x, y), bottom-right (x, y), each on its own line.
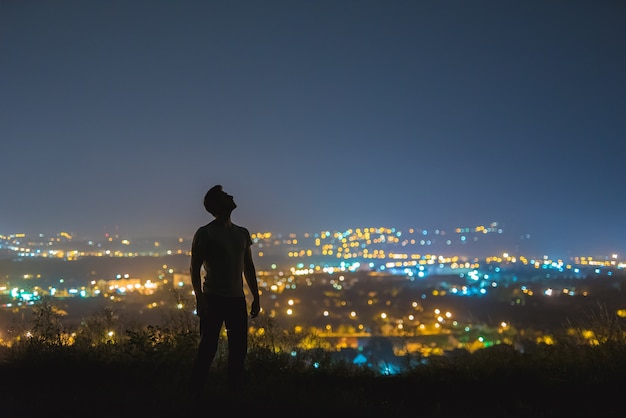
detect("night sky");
top-left (1, 1), bottom-right (625, 257)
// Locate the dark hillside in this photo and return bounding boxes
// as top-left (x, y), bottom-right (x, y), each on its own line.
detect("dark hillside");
top-left (1, 341), bottom-right (625, 418)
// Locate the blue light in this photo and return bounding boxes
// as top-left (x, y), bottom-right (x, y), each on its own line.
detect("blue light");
top-left (353, 353), bottom-right (367, 365)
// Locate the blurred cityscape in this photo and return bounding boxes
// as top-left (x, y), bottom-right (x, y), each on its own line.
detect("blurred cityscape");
top-left (1, 223), bottom-right (624, 372)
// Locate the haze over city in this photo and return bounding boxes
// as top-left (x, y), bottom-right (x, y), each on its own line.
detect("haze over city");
top-left (2, 1), bottom-right (624, 258)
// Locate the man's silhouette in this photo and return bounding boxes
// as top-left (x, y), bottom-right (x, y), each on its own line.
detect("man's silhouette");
top-left (189, 184), bottom-right (260, 398)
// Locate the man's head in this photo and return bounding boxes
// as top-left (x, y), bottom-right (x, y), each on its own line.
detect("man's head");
top-left (203, 185), bottom-right (236, 216)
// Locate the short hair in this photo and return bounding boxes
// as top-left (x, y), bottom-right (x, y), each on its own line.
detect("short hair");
top-left (203, 185), bottom-right (223, 215)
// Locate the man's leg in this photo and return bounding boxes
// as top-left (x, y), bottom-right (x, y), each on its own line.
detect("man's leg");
top-left (190, 295), bottom-right (224, 398)
top-left (225, 297), bottom-right (248, 389)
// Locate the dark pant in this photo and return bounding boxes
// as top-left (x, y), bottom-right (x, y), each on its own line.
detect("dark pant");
top-left (191, 294), bottom-right (248, 392)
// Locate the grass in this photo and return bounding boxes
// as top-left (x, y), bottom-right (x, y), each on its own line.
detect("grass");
top-left (1, 299), bottom-right (626, 417)
top-left (2, 336), bottom-right (626, 417)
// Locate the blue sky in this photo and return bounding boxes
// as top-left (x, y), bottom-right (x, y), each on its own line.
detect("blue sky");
top-left (1, 0), bottom-right (625, 257)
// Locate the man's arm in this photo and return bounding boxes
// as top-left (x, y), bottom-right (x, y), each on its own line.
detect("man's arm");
top-left (243, 245), bottom-right (260, 317)
top-left (190, 229), bottom-right (207, 317)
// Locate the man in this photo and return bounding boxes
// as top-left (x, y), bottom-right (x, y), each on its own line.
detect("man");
top-left (189, 184), bottom-right (260, 397)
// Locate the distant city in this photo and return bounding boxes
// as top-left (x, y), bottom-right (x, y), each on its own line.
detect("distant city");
top-left (1, 222), bottom-right (624, 370)
top-left (1, 222), bottom-right (622, 272)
